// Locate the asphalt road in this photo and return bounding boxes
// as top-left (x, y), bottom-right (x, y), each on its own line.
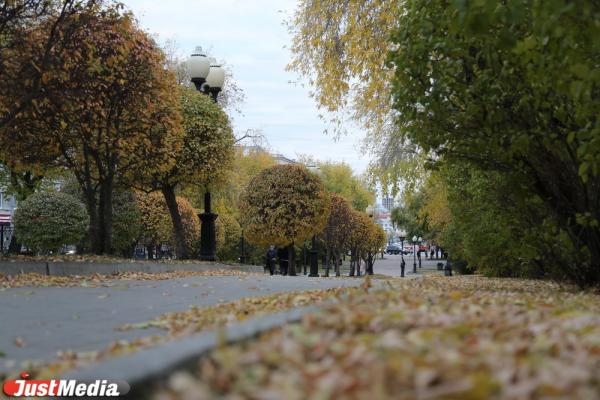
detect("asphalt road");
top-left (0, 274), bottom-right (360, 374)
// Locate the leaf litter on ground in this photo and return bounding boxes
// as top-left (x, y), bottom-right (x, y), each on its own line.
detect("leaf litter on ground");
top-left (0, 269), bottom-right (256, 289)
top-left (151, 275), bottom-right (600, 400)
top-left (3, 285), bottom-right (359, 380)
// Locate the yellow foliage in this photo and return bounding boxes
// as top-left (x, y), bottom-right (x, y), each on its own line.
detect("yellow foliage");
top-left (239, 164), bottom-right (331, 247)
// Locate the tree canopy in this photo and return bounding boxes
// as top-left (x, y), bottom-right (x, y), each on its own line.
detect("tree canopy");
top-left (240, 164), bottom-right (331, 275)
top-left (1, 6), bottom-right (182, 255)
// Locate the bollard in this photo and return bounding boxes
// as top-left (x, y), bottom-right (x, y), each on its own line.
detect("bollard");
top-left (444, 260), bottom-right (453, 276)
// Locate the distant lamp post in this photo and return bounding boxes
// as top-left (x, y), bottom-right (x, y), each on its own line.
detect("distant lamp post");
top-left (418, 236), bottom-right (423, 269)
top-left (239, 230), bottom-right (247, 264)
top-left (309, 235), bottom-right (319, 277)
top-left (412, 235), bottom-right (418, 274)
top-left (189, 47), bottom-right (226, 261)
top-left (398, 229), bottom-right (406, 277)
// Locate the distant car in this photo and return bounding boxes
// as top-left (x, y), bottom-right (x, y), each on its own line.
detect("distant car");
top-left (385, 244), bottom-right (402, 255)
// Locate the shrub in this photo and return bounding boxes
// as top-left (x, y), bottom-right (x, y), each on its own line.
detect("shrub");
top-left (216, 212), bottom-right (242, 262)
top-left (112, 190), bottom-right (142, 257)
top-left (14, 191), bottom-right (88, 253)
top-left (134, 192), bottom-right (199, 257)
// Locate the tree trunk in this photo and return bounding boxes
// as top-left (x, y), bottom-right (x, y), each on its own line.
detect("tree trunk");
top-left (335, 252), bottom-right (341, 276)
top-left (287, 244), bottom-right (296, 276)
top-left (161, 185), bottom-right (188, 259)
top-left (367, 253), bottom-right (374, 275)
top-left (98, 176), bottom-right (114, 254)
top-left (349, 249), bottom-right (356, 277)
top-left (83, 187), bottom-right (102, 255)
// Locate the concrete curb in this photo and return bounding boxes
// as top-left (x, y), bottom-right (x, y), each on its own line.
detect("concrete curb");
top-left (63, 305), bottom-right (319, 398)
top-left (0, 261), bottom-right (263, 276)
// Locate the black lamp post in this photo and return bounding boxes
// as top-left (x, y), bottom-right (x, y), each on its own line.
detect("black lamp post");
top-left (418, 236), bottom-right (422, 269)
top-left (412, 235), bottom-right (418, 274)
top-left (239, 230), bottom-right (247, 264)
top-left (309, 235), bottom-right (319, 277)
top-left (189, 47), bottom-right (225, 261)
top-left (398, 229), bottom-right (406, 277)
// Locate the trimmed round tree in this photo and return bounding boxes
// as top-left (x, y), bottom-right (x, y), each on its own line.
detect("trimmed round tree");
top-left (364, 222), bottom-right (386, 275)
top-left (346, 210), bottom-right (373, 276)
top-left (240, 164), bottom-right (331, 275)
top-left (134, 192), bottom-right (200, 258)
top-left (320, 193), bottom-right (353, 276)
top-left (134, 86), bottom-right (235, 259)
top-left (14, 192), bottom-right (88, 254)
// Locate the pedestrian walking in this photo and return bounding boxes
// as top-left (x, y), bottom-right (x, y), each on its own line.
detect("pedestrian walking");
top-left (266, 245), bottom-right (277, 275)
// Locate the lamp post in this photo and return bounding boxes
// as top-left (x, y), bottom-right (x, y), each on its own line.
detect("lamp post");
top-left (189, 47), bottom-right (225, 261)
top-left (398, 229), bottom-right (406, 277)
top-left (239, 230), bottom-right (247, 264)
top-left (412, 235), bottom-right (418, 274)
top-left (418, 236), bottom-right (422, 268)
top-left (309, 235), bottom-right (319, 277)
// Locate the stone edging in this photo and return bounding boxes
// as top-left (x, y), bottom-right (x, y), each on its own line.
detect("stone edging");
top-left (0, 261), bottom-right (263, 276)
top-left (63, 305), bottom-right (318, 398)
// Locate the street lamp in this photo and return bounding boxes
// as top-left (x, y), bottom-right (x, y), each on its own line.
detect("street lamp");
top-left (412, 235), bottom-right (418, 274)
top-left (189, 47), bottom-right (226, 261)
top-left (398, 229), bottom-right (406, 277)
top-left (309, 235), bottom-right (319, 277)
top-left (239, 229), bottom-right (247, 264)
top-left (418, 236), bottom-right (422, 268)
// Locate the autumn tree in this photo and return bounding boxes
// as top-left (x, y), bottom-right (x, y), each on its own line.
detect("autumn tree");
top-left (297, 157), bottom-right (375, 211)
top-left (239, 164), bottom-right (330, 276)
top-left (386, 1), bottom-right (600, 286)
top-left (1, 7), bottom-right (182, 255)
top-left (135, 191), bottom-right (170, 257)
top-left (135, 86), bottom-right (234, 259)
top-left (288, 0), bottom-right (399, 136)
top-left (320, 193), bottom-right (353, 276)
top-left (288, 0), bottom-right (426, 197)
top-left (363, 222), bottom-right (386, 275)
top-left (346, 211), bottom-right (371, 276)
top-left (0, 0), bottom-right (104, 131)
top-left (135, 192), bottom-right (200, 259)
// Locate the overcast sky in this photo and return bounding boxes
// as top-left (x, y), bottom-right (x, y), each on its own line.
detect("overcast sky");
top-left (122, 0), bottom-right (370, 173)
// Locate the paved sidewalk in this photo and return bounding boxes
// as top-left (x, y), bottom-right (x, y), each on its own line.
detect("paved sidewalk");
top-left (372, 254), bottom-right (445, 276)
top-left (0, 274), bottom-right (359, 373)
top-left (338, 253), bottom-right (445, 277)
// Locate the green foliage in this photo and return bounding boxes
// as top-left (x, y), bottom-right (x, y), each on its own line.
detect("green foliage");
top-left (391, 192), bottom-right (428, 240)
top-left (312, 161), bottom-right (374, 211)
top-left (111, 190), bottom-right (142, 257)
top-left (386, 0), bottom-right (600, 287)
top-left (14, 192), bottom-right (88, 253)
top-left (2, 6), bottom-right (182, 255)
top-left (135, 191), bottom-right (170, 248)
top-left (216, 212), bottom-right (242, 262)
top-left (240, 164), bottom-right (331, 248)
top-left (134, 191), bottom-right (199, 255)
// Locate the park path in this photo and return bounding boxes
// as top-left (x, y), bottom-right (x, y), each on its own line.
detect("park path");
top-left (0, 274), bottom-right (359, 373)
